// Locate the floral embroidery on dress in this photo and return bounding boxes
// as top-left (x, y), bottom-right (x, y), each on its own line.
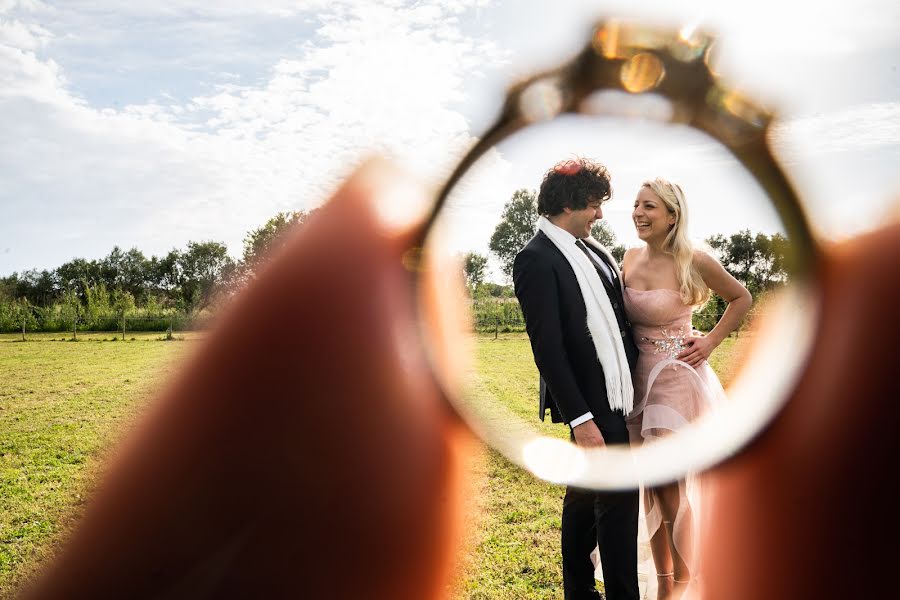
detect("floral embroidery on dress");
top-left (641, 325), bottom-right (687, 360)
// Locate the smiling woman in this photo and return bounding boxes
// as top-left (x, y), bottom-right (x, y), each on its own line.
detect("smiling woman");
top-left (632, 188), bottom-right (674, 246)
top-left (620, 174), bottom-right (752, 595)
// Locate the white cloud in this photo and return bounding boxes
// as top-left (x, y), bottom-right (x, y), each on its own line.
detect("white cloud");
top-left (0, 1), bottom-right (49, 14)
top-left (769, 103), bottom-right (900, 239)
top-left (0, 17), bottom-right (51, 49)
top-left (0, 1), bottom-right (508, 273)
top-left (772, 102), bottom-right (900, 157)
top-left (2, 0), bottom-right (898, 274)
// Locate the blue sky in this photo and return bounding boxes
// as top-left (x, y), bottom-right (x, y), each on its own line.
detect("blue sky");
top-left (2, 0), bottom-right (899, 276)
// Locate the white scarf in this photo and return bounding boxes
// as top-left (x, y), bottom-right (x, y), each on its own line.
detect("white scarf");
top-left (537, 216), bottom-right (634, 415)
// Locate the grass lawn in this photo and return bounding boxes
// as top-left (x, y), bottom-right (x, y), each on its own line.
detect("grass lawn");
top-left (0, 330), bottom-right (745, 598)
top-left (0, 332), bottom-right (199, 596)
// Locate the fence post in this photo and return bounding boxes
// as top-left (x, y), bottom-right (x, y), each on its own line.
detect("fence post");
top-left (495, 316), bottom-right (499, 340)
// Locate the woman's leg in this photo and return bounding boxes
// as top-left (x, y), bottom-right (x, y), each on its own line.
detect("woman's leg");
top-left (646, 487), bottom-right (674, 600)
top-left (655, 481), bottom-right (694, 598)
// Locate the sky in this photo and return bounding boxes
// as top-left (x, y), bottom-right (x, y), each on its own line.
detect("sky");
top-left (2, 0), bottom-right (898, 279)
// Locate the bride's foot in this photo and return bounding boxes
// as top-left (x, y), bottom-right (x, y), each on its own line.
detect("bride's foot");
top-left (655, 572), bottom-right (674, 600)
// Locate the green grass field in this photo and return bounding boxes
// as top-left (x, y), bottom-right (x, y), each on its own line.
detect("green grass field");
top-left (0, 332), bottom-right (200, 595)
top-left (0, 331), bottom-right (744, 598)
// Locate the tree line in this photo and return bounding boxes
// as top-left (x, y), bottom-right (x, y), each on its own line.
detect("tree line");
top-left (2, 187), bottom-right (790, 336)
top-left (0, 210), bottom-right (314, 334)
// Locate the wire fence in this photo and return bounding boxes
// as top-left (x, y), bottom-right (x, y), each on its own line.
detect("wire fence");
top-left (471, 298), bottom-right (757, 338)
top-left (3, 302), bottom-right (756, 341)
top-left (0, 313), bottom-right (211, 340)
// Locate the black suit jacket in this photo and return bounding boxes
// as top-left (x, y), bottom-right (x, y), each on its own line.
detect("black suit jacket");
top-left (513, 231), bottom-right (638, 436)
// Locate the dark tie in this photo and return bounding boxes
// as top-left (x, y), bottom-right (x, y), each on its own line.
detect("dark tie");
top-left (575, 239), bottom-right (614, 286)
top-left (575, 240), bottom-right (629, 337)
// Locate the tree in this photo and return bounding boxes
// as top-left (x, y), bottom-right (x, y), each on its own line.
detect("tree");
top-left (148, 249), bottom-right (182, 301)
top-left (475, 282), bottom-right (514, 298)
top-left (463, 252), bottom-right (488, 291)
top-left (706, 229), bottom-right (790, 296)
top-left (754, 232), bottom-right (790, 289)
top-left (11, 297), bottom-right (37, 341)
top-left (693, 292), bottom-right (728, 333)
top-left (112, 289), bottom-right (136, 340)
top-left (177, 241), bottom-right (235, 313)
top-left (590, 221), bottom-right (626, 266)
top-left (242, 210), bottom-right (315, 274)
top-left (489, 189), bottom-right (539, 279)
top-left (83, 281), bottom-right (111, 328)
top-left (56, 258), bottom-right (101, 295)
top-left (17, 269), bottom-right (58, 306)
top-left (118, 248), bottom-right (150, 300)
top-left (99, 246), bottom-right (125, 291)
top-left (98, 247), bottom-right (149, 300)
top-left (60, 289), bottom-right (83, 340)
top-left (0, 274), bottom-right (16, 301)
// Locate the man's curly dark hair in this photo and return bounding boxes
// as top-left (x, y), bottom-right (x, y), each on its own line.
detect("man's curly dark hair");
top-left (537, 158), bottom-right (612, 216)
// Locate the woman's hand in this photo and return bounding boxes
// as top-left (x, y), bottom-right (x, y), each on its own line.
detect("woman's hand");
top-left (677, 330), bottom-right (718, 367)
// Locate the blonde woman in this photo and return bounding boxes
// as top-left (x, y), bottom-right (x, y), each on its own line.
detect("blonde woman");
top-left (621, 178), bottom-right (751, 600)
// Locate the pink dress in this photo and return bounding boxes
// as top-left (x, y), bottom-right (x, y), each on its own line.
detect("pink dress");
top-left (623, 287), bottom-right (726, 581)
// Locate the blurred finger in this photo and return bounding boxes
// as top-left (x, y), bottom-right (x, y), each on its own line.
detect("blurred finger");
top-left (21, 158), bottom-right (475, 600)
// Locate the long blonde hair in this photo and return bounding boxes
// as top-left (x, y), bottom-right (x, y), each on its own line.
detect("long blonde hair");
top-left (642, 178), bottom-right (710, 306)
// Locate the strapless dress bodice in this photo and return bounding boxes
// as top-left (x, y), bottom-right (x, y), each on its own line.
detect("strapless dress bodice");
top-left (624, 287), bottom-right (693, 357)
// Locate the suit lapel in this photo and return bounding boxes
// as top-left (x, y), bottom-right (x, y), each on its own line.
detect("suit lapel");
top-left (536, 230), bottom-right (621, 301)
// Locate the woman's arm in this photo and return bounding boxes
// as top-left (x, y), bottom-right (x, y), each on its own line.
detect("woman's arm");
top-left (678, 250), bottom-right (752, 367)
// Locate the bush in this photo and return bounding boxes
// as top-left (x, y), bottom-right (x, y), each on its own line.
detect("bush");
top-left (0, 305), bottom-right (199, 334)
top-left (692, 293), bottom-right (727, 333)
top-left (472, 298), bottom-right (525, 333)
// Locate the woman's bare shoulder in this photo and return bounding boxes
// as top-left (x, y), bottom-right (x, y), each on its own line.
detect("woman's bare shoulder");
top-left (621, 246), bottom-right (640, 271)
top-left (691, 248), bottom-right (719, 273)
top-left (623, 246), bottom-right (642, 262)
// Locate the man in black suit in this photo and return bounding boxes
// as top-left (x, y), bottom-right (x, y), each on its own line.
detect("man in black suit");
top-left (513, 158), bottom-right (639, 600)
